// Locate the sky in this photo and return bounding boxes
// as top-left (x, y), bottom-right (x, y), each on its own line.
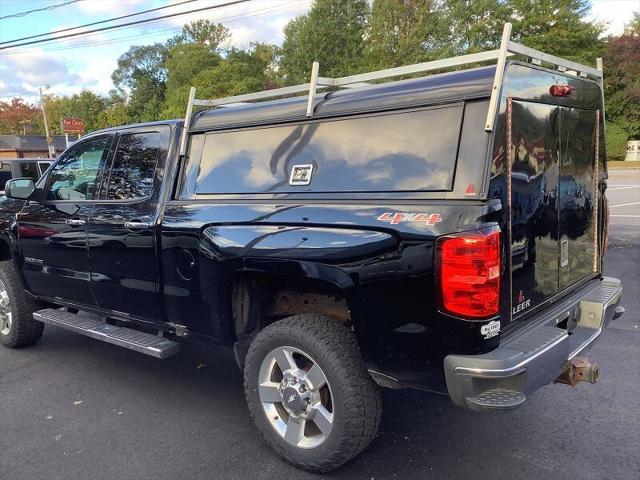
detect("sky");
top-left (0, 0), bottom-right (637, 103)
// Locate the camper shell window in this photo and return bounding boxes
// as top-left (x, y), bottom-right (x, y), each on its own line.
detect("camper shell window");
top-left (181, 104), bottom-right (463, 197)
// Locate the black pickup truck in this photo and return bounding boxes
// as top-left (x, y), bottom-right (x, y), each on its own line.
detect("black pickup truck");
top-left (0, 25), bottom-right (625, 473)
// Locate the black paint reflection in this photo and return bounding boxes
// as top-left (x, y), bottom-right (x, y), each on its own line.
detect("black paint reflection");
top-left (509, 101), bottom-right (561, 314)
top-left (558, 108), bottom-right (597, 289)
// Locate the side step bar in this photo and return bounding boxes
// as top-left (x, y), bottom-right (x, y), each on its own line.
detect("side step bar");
top-left (33, 308), bottom-right (180, 359)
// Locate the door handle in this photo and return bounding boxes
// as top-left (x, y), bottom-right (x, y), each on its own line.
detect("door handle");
top-left (124, 221), bottom-right (150, 230)
top-left (65, 219), bottom-right (85, 226)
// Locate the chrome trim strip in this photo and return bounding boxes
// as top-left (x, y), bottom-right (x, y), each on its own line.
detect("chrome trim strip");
top-left (453, 332), bottom-right (568, 378)
top-left (507, 41), bottom-right (602, 78)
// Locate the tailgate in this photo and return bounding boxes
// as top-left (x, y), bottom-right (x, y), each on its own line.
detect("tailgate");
top-left (508, 100), bottom-right (599, 319)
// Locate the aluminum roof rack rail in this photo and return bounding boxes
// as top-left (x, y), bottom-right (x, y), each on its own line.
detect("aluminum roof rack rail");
top-left (179, 22), bottom-right (603, 156)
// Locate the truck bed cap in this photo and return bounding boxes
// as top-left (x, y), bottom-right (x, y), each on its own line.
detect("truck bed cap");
top-left (189, 65), bottom-right (495, 133)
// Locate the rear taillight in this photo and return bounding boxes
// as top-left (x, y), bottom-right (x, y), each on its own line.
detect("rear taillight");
top-left (436, 227), bottom-right (501, 319)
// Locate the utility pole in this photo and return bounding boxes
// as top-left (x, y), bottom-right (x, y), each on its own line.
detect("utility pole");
top-left (39, 86), bottom-right (55, 158)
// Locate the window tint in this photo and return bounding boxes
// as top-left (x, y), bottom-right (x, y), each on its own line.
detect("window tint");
top-left (37, 161), bottom-right (52, 177)
top-left (183, 105), bottom-right (462, 196)
top-left (20, 162), bottom-right (39, 180)
top-left (0, 163), bottom-right (11, 189)
top-left (47, 136), bottom-right (112, 201)
top-left (106, 132), bottom-right (159, 200)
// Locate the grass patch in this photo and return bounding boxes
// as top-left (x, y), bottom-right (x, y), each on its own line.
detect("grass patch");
top-left (608, 161), bottom-right (640, 169)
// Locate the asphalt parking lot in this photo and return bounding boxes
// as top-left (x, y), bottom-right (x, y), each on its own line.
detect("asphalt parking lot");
top-left (1, 170), bottom-right (639, 480)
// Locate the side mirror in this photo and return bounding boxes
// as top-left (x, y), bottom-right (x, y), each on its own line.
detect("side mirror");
top-left (5, 178), bottom-right (35, 200)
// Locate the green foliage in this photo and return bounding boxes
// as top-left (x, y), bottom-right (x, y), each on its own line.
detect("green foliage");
top-left (365, 0), bottom-right (446, 68)
top-left (112, 43), bottom-right (168, 123)
top-left (192, 45), bottom-right (281, 101)
top-left (443, 0), bottom-right (512, 54)
top-left (97, 91), bottom-right (129, 129)
top-left (631, 11), bottom-right (640, 34)
top-left (510, 0), bottom-right (606, 64)
top-left (161, 43), bottom-right (222, 118)
top-left (180, 19), bottom-right (230, 49)
top-left (606, 122), bottom-right (629, 160)
top-left (604, 32), bottom-right (640, 138)
top-left (57, 90), bottom-right (107, 132)
top-left (280, 0), bottom-right (370, 83)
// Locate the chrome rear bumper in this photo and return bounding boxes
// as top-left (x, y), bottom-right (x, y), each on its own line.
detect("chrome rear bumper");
top-left (444, 277), bottom-right (623, 411)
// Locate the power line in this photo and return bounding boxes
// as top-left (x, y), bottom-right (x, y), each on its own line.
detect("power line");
top-left (0, 0), bottom-right (310, 56)
top-left (0, 0), bottom-right (253, 50)
top-left (0, 0), bottom-right (84, 20)
top-left (0, 0), bottom-right (200, 45)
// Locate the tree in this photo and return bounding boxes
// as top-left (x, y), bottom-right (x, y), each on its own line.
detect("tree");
top-left (365, 0), bottom-right (446, 69)
top-left (112, 43), bottom-right (168, 122)
top-left (57, 90), bottom-right (107, 132)
top-left (603, 31), bottom-right (640, 139)
top-left (97, 90), bottom-right (130, 129)
top-left (191, 44), bottom-right (282, 101)
top-left (280, 0), bottom-right (370, 83)
top-left (181, 19), bottom-right (230, 49)
top-left (606, 122), bottom-right (629, 161)
top-left (631, 11), bottom-right (640, 35)
top-left (161, 42), bottom-right (222, 118)
top-left (509, 0), bottom-right (606, 65)
top-left (443, 0), bottom-right (512, 54)
top-left (0, 98), bottom-right (40, 134)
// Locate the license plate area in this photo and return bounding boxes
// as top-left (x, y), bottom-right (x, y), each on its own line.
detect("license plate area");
top-left (553, 303), bottom-right (581, 332)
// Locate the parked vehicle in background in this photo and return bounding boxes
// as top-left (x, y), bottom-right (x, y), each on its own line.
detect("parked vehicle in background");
top-left (0, 24), bottom-right (624, 472)
top-left (0, 159), bottom-right (52, 194)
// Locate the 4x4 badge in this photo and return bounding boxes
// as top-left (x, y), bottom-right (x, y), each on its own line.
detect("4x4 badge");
top-left (377, 212), bottom-right (442, 225)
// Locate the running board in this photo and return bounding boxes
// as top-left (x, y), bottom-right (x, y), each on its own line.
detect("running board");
top-left (33, 308), bottom-right (180, 359)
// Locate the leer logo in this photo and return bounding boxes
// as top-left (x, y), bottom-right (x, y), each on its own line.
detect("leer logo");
top-left (513, 290), bottom-right (531, 314)
top-left (377, 212), bottom-right (442, 225)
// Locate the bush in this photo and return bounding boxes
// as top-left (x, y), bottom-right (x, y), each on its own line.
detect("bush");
top-left (606, 122), bottom-right (629, 161)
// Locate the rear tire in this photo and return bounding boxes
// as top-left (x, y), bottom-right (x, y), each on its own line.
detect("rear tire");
top-left (0, 260), bottom-right (44, 348)
top-left (244, 314), bottom-right (381, 473)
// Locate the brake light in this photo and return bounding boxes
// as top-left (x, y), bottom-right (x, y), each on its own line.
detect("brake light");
top-left (436, 227), bottom-right (501, 319)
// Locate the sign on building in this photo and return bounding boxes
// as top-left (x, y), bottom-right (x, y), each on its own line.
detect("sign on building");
top-left (62, 117), bottom-right (84, 134)
top-left (626, 140), bottom-right (639, 161)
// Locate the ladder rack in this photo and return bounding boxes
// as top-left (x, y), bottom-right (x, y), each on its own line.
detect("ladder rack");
top-left (179, 22), bottom-right (603, 156)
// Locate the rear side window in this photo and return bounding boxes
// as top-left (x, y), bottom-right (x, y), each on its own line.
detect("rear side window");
top-left (19, 162), bottom-right (39, 180)
top-left (106, 132), bottom-right (160, 200)
top-left (182, 105), bottom-right (462, 196)
top-left (0, 162), bottom-right (11, 188)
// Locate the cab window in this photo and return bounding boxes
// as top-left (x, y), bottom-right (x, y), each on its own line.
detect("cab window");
top-left (105, 132), bottom-right (159, 201)
top-left (46, 136), bottom-right (112, 201)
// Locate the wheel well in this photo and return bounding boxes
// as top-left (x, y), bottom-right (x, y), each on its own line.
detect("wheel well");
top-left (231, 273), bottom-right (350, 339)
top-left (0, 239), bottom-right (12, 261)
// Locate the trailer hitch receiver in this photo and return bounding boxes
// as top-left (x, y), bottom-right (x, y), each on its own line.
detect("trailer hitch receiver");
top-left (555, 356), bottom-right (600, 387)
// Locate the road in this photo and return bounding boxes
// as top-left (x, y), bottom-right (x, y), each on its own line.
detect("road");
top-left (1, 171), bottom-right (639, 480)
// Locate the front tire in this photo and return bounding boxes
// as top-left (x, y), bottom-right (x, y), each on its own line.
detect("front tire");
top-left (0, 260), bottom-right (44, 348)
top-left (244, 314), bottom-right (381, 473)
